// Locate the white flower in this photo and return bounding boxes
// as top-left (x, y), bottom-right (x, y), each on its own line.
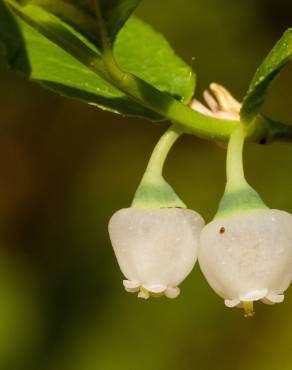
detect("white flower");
top-left (109, 208), bottom-right (204, 299)
top-left (199, 209), bottom-right (292, 315)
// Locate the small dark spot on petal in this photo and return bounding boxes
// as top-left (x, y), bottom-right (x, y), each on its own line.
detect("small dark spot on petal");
top-left (260, 137), bottom-right (267, 145)
top-left (219, 227), bottom-right (225, 235)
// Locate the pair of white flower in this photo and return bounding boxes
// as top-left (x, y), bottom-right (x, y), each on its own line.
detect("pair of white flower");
top-left (109, 207), bottom-right (292, 313)
top-left (109, 85), bottom-right (292, 316)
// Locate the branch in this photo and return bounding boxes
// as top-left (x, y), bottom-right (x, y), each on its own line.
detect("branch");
top-left (91, 0), bottom-right (292, 143)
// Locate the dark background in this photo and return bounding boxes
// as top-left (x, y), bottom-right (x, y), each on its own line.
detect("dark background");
top-left (0, 1), bottom-right (292, 369)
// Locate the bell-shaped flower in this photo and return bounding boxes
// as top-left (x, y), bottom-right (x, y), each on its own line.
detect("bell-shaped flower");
top-left (109, 207), bottom-right (204, 299)
top-left (199, 208), bottom-right (292, 314)
top-left (109, 125), bottom-right (205, 299)
top-left (197, 114), bottom-right (292, 316)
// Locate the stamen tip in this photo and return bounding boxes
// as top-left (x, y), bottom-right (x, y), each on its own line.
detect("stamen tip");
top-left (243, 301), bottom-right (255, 318)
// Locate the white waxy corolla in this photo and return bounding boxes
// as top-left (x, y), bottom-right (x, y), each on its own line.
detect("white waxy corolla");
top-left (199, 209), bottom-right (292, 315)
top-left (109, 207), bottom-right (204, 299)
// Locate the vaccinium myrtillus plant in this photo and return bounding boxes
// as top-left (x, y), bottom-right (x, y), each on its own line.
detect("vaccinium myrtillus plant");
top-left (0, 0), bottom-right (292, 316)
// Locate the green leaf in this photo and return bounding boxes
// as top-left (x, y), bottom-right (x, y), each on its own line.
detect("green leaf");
top-left (114, 17), bottom-right (196, 104)
top-left (4, 1), bottom-right (103, 67)
top-left (0, 1), bottom-right (160, 119)
top-left (0, 0), bottom-right (20, 63)
top-left (100, 0), bottom-right (141, 40)
top-left (241, 29), bottom-right (292, 124)
top-left (7, 0), bottom-right (195, 103)
top-left (1, 1), bottom-right (195, 119)
top-left (98, 0), bottom-right (142, 43)
top-left (11, 0), bottom-right (142, 49)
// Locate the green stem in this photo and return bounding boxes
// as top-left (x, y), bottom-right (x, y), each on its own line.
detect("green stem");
top-left (143, 125), bottom-right (183, 181)
top-left (93, 0), bottom-right (128, 82)
top-left (215, 124), bottom-right (268, 219)
top-left (8, 0), bottom-right (292, 144)
top-left (90, 56), bottom-right (292, 143)
top-left (225, 124), bottom-right (249, 193)
top-left (90, 2), bottom-right (284, 143)
top-left (131, 125), bottom-right (186, 208)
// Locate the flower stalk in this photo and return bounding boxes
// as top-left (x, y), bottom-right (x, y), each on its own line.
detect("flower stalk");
top-left (225, 123), bottom-right (249, 193)
top-left (132, 125), bottom-right (186, 209)
top-left (215, 123), bottom-right (268, 219)
top-left (139, 126), bottom-right (182, 182)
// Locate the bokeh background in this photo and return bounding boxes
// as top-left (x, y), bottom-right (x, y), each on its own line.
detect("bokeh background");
top-left (0, 0), bottom-right (292, 369)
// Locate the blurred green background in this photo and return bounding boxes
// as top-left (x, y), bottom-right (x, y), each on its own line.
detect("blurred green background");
top-left (0, 1), bottom-right (292, 369)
